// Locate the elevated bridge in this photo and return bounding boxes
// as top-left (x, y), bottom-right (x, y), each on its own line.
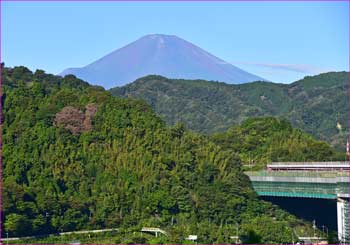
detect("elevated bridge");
top-left (246, 162), bottom-right (350, 243)
top-left (141, 227), bottom-right (167, 237)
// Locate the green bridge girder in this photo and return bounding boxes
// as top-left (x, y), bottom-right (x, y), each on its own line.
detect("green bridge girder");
top-left (246, 171), bottom-right (350, 199)
top-left (249, 181), bottom-right (349, 199)
top-left (246, 170), bottom-right (350, 243)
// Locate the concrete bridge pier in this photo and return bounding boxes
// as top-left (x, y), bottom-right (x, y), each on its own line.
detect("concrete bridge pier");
top-left (337, 196), bottom-right (349, 243)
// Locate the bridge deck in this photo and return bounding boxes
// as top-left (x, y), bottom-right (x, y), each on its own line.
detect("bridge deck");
top-left (267, 161), bottom-right (350, 171)
top-left (141, 227), bottom-right (167, 236)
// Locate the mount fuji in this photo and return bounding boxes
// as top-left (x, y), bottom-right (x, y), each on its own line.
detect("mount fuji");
top-left (60, 34), bottom-right (265, 88)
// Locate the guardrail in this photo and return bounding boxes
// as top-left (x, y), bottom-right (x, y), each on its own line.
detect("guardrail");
top-left (267, 161), bottom-right (350, 171)
top-left (269, 161), bottom-right (350, 166)
top-left (1, 228), bottom-right (119, 242)
top-left (245, 171), bottom-right (350, 178)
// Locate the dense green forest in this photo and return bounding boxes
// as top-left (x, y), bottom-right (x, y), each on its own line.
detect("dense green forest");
top-left (111, 72), bottom-right (348, 150)
top-left (2, 65), bottom-right (340, 243)
top-left (212, 117), bottom-right (344, 170)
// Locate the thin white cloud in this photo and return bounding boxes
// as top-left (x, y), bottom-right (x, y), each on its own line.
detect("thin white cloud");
top-left (231, 61), bottom-right (329, 74)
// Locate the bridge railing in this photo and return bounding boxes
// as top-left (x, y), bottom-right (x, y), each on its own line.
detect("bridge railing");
top-left (245, 171), bottom-right (350, 178)
top-left (267, 161), bottom-right (350, 171)
top-left (269, 161), bottom-right (350, 166)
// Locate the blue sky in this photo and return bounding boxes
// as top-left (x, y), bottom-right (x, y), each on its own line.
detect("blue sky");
top-left (2, 1), bottom-right (349, 83)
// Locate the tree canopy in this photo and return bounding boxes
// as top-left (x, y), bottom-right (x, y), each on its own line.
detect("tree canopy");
top-left (2, 65), bottom-right (335, 243)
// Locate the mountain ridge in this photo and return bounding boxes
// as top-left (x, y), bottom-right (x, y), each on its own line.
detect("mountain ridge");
top-left (111, 71), bottom-right (348, 150)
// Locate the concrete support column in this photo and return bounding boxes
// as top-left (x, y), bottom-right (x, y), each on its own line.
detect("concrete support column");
top-left (337, 197), bottom-right (349, 243)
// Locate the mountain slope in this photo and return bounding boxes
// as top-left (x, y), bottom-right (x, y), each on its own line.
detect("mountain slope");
top-left (110, 72), bottom-right (348, 149)
top-left (2, 65), bottom-right (322, 243)
top-left (60, 34), bottom-right (265, 88)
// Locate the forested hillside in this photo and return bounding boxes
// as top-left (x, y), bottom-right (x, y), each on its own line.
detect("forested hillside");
top-left (212, 117), bottom-right (344, 170)
top-left (111, 72), bottom-right (348, 149)
top-left (2, 65), bottom-right (338, 243)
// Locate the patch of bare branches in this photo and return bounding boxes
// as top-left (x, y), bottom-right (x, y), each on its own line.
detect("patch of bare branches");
top-left (54, 103), bottom-right (98, 134)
